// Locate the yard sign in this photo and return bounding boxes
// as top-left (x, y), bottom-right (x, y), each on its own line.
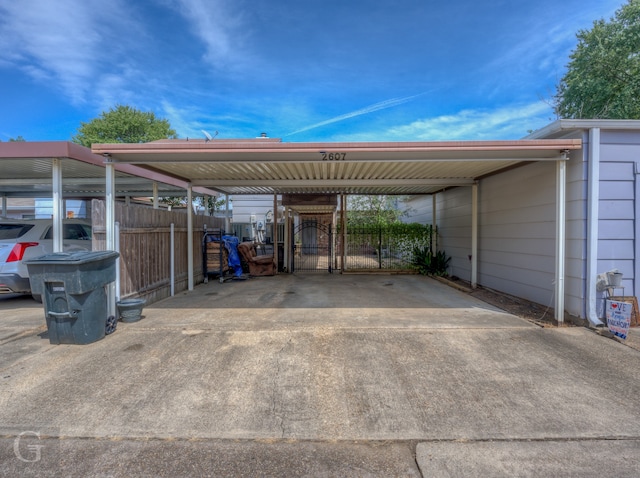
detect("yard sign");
top-left (606, 300), bottom-right (632, 340)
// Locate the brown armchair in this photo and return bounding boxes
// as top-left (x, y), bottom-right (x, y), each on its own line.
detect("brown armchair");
top-left (237, 242), bottom-right (276, 276)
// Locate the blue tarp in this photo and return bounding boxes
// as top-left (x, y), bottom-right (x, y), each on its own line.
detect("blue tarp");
top-left (222, 235), bottom-right (243, 277)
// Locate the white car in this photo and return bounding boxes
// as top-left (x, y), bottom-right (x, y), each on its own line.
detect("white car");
top-left (0, 219), bottom-right (92, 297)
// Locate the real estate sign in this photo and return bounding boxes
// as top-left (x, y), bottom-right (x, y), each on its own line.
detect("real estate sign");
top-left (606, 300), bottom-right (632, 340)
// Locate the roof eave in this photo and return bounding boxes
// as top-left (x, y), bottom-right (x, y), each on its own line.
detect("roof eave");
top-left (527, 119), bottom-right (640, 139)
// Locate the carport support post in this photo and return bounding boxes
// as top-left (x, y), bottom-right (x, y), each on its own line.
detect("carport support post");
top-left (153, 182), bottom-right (159, 209)
top-left (555, 157), bottom-right (567, 324)
top-left (105, 156), bottom-right (117, 319)
top-left (432, 193), bottom-right (437, 254)
top-left (471, 183), bottom-right (478, 288)
top-left (51, 157), bottom-right (64, 252)
top-left (341, 194), bottom-right (347, 272)
top-left (224, 194), bottom-right (230, 232)
top-left (187, 183), bottom-right (194, 291)
top-left (273, 194), bottom-right (278, 273)
top-left (283, 207), bottom-right (290, 272)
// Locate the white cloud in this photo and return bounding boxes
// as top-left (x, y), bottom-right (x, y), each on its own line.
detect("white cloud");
top-left (164, 0), bottom-right (245, 68)
top-left (478, 2), bottom-right (621, 97)
top-left (284, 94), bottom-right (426, 137)
top-left (0, 0), bottom-right (139, 105)
top-left (161, 101), bottom-right (204, 138)
top-left (340, 102), bottom-right (555, 142)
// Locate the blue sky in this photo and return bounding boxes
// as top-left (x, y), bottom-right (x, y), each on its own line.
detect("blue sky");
top-left (0, 0), bottom-right (623, 143)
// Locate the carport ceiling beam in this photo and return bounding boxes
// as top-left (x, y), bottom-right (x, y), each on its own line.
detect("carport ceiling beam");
top-left (92, 139), bottom-right (582, 164)
top-left (0, 177), bottom-right (155, 186)
top-left (104, 155), bottom-right (572, 165)
top-left (191, 179), bottom-right (476, 187)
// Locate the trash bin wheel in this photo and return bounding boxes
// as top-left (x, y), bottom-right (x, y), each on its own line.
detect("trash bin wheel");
top-left (105, 315), bottom-right (117, 335)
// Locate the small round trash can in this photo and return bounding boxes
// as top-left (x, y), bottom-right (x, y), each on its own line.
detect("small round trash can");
top-left (117, 299), bottom-right (146, 323)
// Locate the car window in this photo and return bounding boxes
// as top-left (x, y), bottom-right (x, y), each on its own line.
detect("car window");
top-left (78, 224), bottom-right (92, 239)
top-left (65, 224), bottom-right (91, 240)
top-left (43, 224), bottom-right (92, 240)
top-left (0, 224), bottom-right (34, 240)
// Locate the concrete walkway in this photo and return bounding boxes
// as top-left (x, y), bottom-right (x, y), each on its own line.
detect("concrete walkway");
top-left (1, 274), bottom-right (639, 476)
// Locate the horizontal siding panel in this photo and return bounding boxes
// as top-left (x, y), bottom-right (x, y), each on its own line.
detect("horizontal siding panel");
top-left (481, 222), bottom-right (555, 240)
top-left (601, 143), bottom-right (640, 160)
top-left (599, 200), bottom-right (635, 220)
top-left (566, 256), bottom-right (585, 281)
top-left (480, 237), bottom-right (555, 256)
top-left (426, 151), bottom-right (595, 316)
top-left (601, 130), bottom-right (640, 145)
top-left (479, 204), bottom-right (555, 225)
top-left (440, 238), bottom-right (471, 253)
top-left (565, 183), bottom-right (586, 202)
top-left (479, 258), bottom-right (555, 284)
top-left (599, 219), bottom-right (635, 239)
top-left (482, 185), bottom-right (554, 209)
top-left (565, 238), bottom-right (586, 261)
top-left (479, 268), bottom-right (554, 307)
top-left (597, 259), bottom-right (634, 278)
top-left (566, 219), bottom-right (586, 241)
top-left (598, 162), bottom-right (634, 180)
top-left (597, 239), bottom-right (634, 259)
top-left (599, 180), bottom-right (634, 200)
top-left (403, 196), bottom-right (432, 224)
top-left (436, 187), bottom-right (471, 209)
top-left (567, 160), bottom-right (587, 183)
top-left (450, 263), bottom-right (471, 280)
top-left (480, 249), bottom-right (555, 273)
top-left (480, 163), bottom-right (553, 201)
top-left (566, 200), bottom-right (587, 220)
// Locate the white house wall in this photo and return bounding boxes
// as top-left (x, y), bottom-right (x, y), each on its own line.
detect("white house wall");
top-left (403, 196), bottom-right (432, 225)
top-left (232, 195), bottom-right (274, 224)
top-left (597, 130), bottom-right (639, 308)
top-left (405, 154), bottom-right (587, 318)
top-left (434, 187), bottom-right (473, 283)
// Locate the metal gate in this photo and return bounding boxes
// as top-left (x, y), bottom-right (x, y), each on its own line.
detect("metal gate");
top-left (292, 220), bottom-right (332, 272)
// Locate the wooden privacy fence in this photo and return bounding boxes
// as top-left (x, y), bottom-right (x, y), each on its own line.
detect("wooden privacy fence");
top-left (92, 200), bottom-right (224, 304)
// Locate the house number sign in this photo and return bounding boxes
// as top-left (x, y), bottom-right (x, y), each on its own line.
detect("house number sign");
top-left (321, 152), bottom-right (347, 161)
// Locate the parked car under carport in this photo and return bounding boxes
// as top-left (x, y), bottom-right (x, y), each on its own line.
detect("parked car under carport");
top-left (0, 218), bottom-right (92, 299)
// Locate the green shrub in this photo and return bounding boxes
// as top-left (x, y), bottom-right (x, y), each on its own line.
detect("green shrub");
top-left (412, 246), bottom-right (450, 276)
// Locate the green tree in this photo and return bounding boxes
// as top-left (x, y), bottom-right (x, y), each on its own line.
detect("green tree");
top-left (347, 195), bottom-right (408, 227)
top-left (72, 105), bottom-right (177, 146)
top-left (554, 0), bottom-right (640, 119)
top-left (196, 196), bottom-right (229, 216)
top-left (346, 195), bottom-right (413, 268)
top-left (0, 136), bottom-right (26, 142)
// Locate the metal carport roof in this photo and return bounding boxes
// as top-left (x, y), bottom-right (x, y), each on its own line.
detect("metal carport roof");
top-left (0, 141), bottom-right (219, 199)
top-left (0, 137), bottom-right (583, 325)
top-left (90, 136), bottom-right (582, 325)
top-left (91, 138), bottom-right (582, 196)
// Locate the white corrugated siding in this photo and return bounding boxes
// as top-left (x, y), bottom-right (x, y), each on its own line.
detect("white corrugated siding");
top-left (405, 152), bottom-right (587, 317)
top-left (598, 131), bottom-right (639, 305)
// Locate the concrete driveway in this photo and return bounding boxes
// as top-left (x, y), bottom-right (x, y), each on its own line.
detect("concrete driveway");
top-left (1, 273), bottom-right (639, 477)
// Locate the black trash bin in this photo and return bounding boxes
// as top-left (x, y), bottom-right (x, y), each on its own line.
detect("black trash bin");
top-left (25, 251), bottom-right (120, 345)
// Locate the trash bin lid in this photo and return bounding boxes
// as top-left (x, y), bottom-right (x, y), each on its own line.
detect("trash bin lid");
top-left (24, 250), bottom-right (119, 265)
